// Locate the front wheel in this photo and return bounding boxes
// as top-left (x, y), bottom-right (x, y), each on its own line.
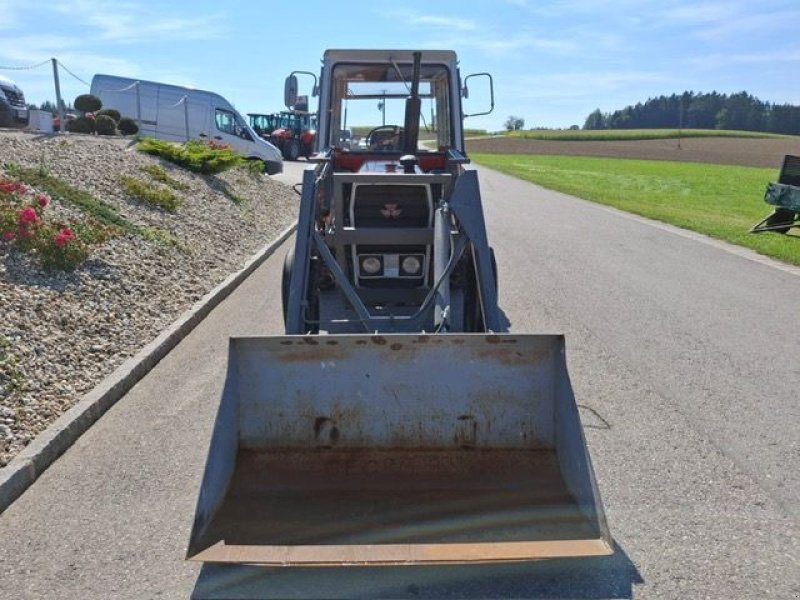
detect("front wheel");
top-left (283, 138), bottom-right (301, 161)
top-left (282, 246), bottom-right (320, 334)
top-left (463, 247), bottom-right (498, 333)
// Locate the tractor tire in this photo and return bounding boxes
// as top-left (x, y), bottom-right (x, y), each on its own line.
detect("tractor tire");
top-left (282, 246), bottom-right (320, 334)
top-left (283, 138), bottom-right (301, 161)
top-left (463, 247), bottom-right (498, 333)
top-left (765, 208), bottom-right (795, 234)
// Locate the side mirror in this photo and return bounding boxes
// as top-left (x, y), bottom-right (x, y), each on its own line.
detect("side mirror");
top-left (462, 72), bottom-right (494, 118)
top-left (285, 71), bottom-right (319, 109)
top-left (284, 75), bottom-right (298, 109)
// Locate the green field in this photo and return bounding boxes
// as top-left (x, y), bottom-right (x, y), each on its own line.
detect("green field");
top-left (471, 153), bottom-right (800, 266)
top-left (504, 128), bottom-right (791, 141)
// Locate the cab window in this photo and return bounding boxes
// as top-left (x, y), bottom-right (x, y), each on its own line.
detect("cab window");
top-left (215, 109), bottom-right (253, 140)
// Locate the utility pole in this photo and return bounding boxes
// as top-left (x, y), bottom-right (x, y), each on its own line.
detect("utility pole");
top-left (52, 58), bottom-right (65, 133)
top-left (678, 95), bottom-right (683, 150)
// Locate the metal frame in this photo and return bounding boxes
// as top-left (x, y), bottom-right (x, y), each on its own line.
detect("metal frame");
top-left (285, 166), bottom-right (501, 334)
top-left (751, 155), bottom-right (800, 234)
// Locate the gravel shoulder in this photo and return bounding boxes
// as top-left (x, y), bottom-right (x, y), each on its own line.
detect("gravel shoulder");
top-left (0, 130), bottom-right (297, 467)
top-left (467, 135), bottom-right (800, 168)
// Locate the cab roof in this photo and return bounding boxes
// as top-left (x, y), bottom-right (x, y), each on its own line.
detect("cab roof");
top-left (323, 49), bottom-right (458, 65)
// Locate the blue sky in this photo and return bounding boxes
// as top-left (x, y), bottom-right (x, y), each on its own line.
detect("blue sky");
top-left (1, 0), bottom-right (799, 131)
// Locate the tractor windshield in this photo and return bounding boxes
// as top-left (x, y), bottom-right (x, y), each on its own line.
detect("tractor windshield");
top-left (330, 62), bottom-right (452, 152)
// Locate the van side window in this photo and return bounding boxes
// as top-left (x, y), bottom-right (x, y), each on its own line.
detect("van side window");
top-left (215, 108), bottom-right (253, 141)
top-left (215, 109), bottom-right (237, 135)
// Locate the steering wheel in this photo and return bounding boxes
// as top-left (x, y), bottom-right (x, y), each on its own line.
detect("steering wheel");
top-left (366, 125), bottom-right (404, 151)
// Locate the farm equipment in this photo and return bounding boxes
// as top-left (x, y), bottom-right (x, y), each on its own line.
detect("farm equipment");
top-left (270, 110), bottom-right (317, 160)
top-left (751, 154), bottom-right (800, 234)
top-left (246, 113), bottom-right (279, 139)
top-left (187, 50), bottom-right (612, 568)
top-left (248, 111), bottom-right (317, 160)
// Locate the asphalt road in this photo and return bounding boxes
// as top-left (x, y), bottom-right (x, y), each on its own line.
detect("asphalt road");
top-left (0, 162), bottom-right (797, 599)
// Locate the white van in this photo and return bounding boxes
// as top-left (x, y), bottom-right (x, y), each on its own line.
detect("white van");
top-left (90, 74), bottom-right (282, 175)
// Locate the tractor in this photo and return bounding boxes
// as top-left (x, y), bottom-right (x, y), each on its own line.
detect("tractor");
top-left (187, 50), bottom-right (611, 570)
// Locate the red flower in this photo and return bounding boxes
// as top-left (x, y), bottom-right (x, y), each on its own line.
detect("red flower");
top-left (36, 194), bottom-right (50, 207)
top-left (2, 231), bottom-right (14, 242)
top-left (18, 207), bottom-right (39, 225)
top-left (54, 227), bottom-right (76, 248)
top-left (0, 182), bottom-right (15, 194)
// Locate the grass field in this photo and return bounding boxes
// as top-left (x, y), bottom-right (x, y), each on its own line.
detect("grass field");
top-left (505, 128), bottom-right (790, 141)
top-left (471, 153), bottom-right (800, 266)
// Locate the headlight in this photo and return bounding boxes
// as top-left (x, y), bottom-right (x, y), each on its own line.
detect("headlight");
top-left (401, 255), bottom-right (422, 275)
top-left (361, 256), bottom-right (382, 275)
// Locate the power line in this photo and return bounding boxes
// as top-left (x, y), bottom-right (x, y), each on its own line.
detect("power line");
top-left (0, 59), bottom-right (51, 71)
top-left (56, 60), bottom-right (90, 87)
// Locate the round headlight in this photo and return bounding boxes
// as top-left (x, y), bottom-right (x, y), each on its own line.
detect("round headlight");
top-left (401, 256), bottom-right (422, 275)
top-left (361, 256), bottom-right (382, 275)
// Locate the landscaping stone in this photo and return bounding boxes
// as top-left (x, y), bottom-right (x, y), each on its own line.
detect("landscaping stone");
top-left (0, 131), bottom-right (297, 467)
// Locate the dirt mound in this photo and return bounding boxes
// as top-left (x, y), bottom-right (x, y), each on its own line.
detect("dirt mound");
top-left (467, 136), bottom-right (800, 169)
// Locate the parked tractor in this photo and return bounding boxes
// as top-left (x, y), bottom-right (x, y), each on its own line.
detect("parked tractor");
top-left (246, 112), bottom-right (279, 139)
top-left (248, 110), bottom-right (316, 160)
top-left (188, 50), bottom-right (611, 570)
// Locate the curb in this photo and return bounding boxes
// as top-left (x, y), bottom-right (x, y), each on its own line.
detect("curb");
top-left (0, 223), bottom-right (296, 515)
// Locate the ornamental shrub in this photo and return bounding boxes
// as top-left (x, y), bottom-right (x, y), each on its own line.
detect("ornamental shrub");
top-left (74, 94), bottom-right (102, 113)
top-left (120, 175), bottom-right (184, 212)
top-left (136, 137), bottom-right (248, 175)
top-left (118, 117), bottom-right (139, 135)
top-left (67, 116), bottom-right (95, 134)
top-left (0, 175), bottom-right (114, 270)
top-left (96, 108), bottom-right (121, 123)
top-left (94, 114), bottom-right (117, 136)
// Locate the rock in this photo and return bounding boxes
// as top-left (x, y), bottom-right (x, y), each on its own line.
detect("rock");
top-left (0, 130), bottom-right (297, 467)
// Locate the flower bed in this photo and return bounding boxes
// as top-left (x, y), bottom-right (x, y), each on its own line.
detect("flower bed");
top-left (0, 177), bottom-right (116, 271)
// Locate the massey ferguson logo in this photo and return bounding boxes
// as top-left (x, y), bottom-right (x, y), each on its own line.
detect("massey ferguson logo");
top-left (380, 203), bottom-right (403, 219)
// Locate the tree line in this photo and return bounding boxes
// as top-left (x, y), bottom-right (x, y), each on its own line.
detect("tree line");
top-left (584, 91), bottom-right (800, 135)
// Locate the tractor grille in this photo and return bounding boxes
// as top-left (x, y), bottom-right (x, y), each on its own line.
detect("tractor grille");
top-left (351, 184), bottom-right (431, 228)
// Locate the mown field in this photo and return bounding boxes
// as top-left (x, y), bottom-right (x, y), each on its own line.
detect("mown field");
top-left (467, 134), bottom-right (800, 168)
top-left (503, 128), bottom-right (788, 141)
top-left (471, 152), bottom-right (800, 266)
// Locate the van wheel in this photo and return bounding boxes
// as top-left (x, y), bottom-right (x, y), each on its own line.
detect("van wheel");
top-left (284, 139), bottom-right (301, 161)
top-left (0, 104), bottom-right (12, 128)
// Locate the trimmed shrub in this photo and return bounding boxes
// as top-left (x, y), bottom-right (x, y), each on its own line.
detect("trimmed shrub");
top-left (96, 108), bottom-right (121, 123)
top-left (74, 94), bottom-right (102, 113)
top-left (120, 175), bottom-right (183, 212)
top-left (118, 117), bottom-right (139, 136)
top-left (66, 116), bottom-right (95, 134)
top-left (94, 114), bottom-right (117, 136)
top-left (136, 137), bottom-right (248, 175)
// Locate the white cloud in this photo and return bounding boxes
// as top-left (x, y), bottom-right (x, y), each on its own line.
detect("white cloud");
top-left (686, 48), bottom-right (800, 69)
top-left (381, 11), bottom-right (478, 32)
top-left (690, 10), bottom-right (800, 41)
top-left (51, 0), bottom-right (227, 43)
top-left (507, 70), bottom-right (675, 101)
top-left (406, 15), bottom-right (478, 31)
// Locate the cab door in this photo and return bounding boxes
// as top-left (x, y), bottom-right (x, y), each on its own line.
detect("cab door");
top-left (212, 107), bottom-right (255, 154)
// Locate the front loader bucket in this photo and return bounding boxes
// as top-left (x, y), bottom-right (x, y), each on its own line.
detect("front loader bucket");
top-left (187, 334), bottom-right (612, 566)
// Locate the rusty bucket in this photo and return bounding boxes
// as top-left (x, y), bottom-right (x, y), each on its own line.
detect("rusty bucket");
top-left (187, 333), bottom-right (612, 566)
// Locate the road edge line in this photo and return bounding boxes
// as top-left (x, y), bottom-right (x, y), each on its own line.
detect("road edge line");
top-left (0, 223), bottom-right (296, 515)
